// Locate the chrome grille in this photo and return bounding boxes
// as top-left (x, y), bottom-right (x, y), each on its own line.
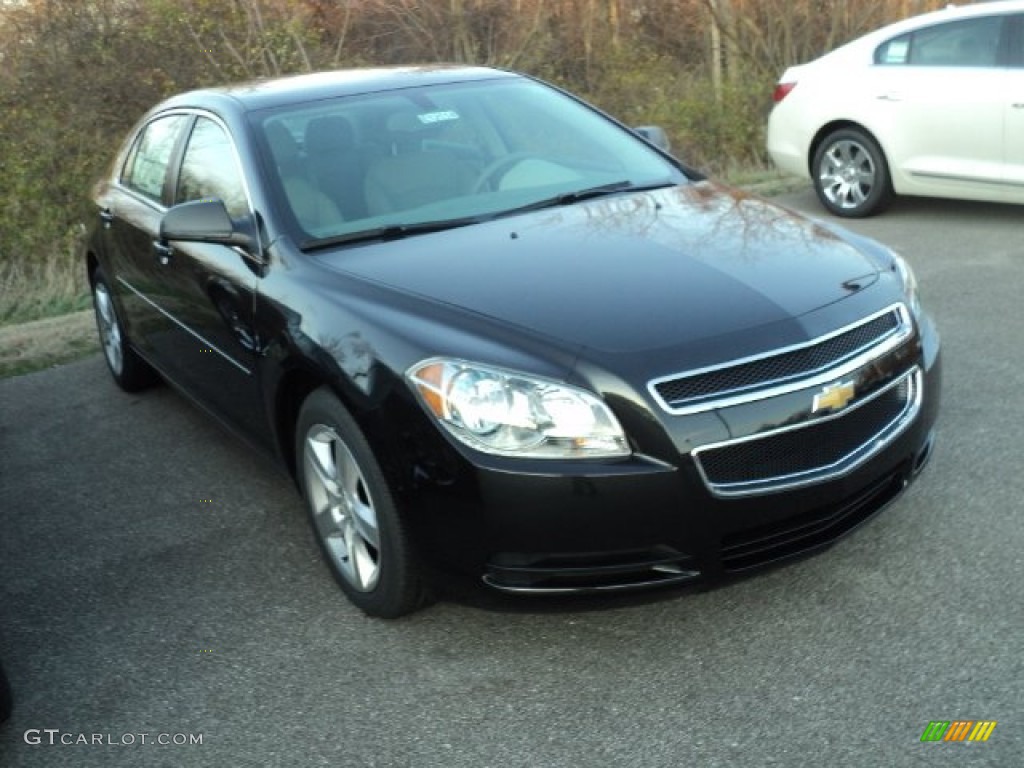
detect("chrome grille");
top-left (650, 305), bottom-right (910, 414)
top-left (693, 367), bottom-right (920, 497)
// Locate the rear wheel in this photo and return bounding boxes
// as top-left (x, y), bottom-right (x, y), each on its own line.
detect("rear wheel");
top-left (812, 128), bottom-right (892, 218)
top-left (90, 267), bottom-right (156, 391)
top-left (296, 388), bottom-right (427, 618)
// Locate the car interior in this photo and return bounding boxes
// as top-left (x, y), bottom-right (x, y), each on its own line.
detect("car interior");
top-left (263, 102), bottom-right (486, 233)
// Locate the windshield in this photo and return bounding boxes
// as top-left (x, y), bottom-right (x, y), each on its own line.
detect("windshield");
top-left (250, 77), bottom-right (686, 247)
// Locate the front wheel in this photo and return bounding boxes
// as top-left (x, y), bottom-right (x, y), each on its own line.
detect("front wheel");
top-left (296, 388), bottom-right (427, 618)
top-left (812, 128), bottom-right (892, 218)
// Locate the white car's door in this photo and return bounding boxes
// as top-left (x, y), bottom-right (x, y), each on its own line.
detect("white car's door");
top-left (872, 14), bottom-right (1008, 200)
top-left (1004, 16), bottom-right (1024, 199)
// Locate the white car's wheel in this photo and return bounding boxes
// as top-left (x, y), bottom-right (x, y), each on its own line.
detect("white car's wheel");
top-left (813, 128), bottom-right (893, 218)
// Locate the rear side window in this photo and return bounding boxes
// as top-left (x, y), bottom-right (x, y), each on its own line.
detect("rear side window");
top-left (121, 114), bottom-right (189, 203)
top-left (875, 16), bottom-right (1004, 67)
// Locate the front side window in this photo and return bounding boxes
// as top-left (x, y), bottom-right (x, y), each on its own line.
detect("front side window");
top-left (175, 117), bottom-right (249, 218)
top-left (875, 16), bottom-right (1004, 67)
top-left (1009, 14), bottom-right (1024, 67)
top-left (122, 114), bottom-right (189, 202)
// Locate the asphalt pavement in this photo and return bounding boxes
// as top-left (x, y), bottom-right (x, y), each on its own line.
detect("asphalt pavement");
top-left (1, 188), bottom-right (1022, 766)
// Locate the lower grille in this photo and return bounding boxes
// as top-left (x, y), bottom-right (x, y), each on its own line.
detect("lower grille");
top-left (720, 469), bottom-right (907, 572)
top-left (483, 548), bottom-right (699, 594)
top-left (694, 367), bottom-right (920, 497)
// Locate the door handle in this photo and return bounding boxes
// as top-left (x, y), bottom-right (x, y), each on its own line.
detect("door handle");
top-left (877, 92), bottom-right (904, 102)
top-left (99, 209), bottom-right (115, 228)
top-left (152, 241), bottom-right (174, 266)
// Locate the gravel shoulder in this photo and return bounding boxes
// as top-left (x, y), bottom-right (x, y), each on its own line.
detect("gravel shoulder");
top-left (0, 310), bottom-right (98, 379)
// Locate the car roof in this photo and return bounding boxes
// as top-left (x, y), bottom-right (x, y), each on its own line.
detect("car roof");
top-left (157, 65), bottom-right (519, 114)
top-left (864, 0), bottom-right (1024, 43)
top-left (878, 0), bottom-right (1024, 34)
top-left (811, 0), bottom-right (1024, 65)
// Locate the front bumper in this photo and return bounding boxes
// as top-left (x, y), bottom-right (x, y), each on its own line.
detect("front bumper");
top-left (398, 315), bottom-right (941, 595)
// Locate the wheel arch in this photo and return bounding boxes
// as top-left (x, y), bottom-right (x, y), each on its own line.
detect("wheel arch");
top-left (807, 120), bottom-right (888, 177)
top-left (85, 250), bottom-right (101, 285)
top-left (271, 363), bottom-right (415, 489)
top-left (272, 365), bottom-right (332, 484)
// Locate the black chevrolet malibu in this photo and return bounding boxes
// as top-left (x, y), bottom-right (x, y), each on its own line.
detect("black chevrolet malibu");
top-left (84, 66), bottom-right (941, 617)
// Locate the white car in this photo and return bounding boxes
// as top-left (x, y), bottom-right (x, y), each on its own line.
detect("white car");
top-left (767, 1), bottom-right (1024, 217)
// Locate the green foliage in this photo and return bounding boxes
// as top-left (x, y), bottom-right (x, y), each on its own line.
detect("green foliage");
top-left (0, 0), bottom-right (889, 326)
top-left (557, 45), bottom-right (776, 176)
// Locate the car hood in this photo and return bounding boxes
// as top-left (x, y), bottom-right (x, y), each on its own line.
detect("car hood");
top-left (313, 182), bottom-right (880, 354)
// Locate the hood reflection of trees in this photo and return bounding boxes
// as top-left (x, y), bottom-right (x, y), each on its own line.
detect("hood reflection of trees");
top-left (516, 181), bottom-right (845, 267)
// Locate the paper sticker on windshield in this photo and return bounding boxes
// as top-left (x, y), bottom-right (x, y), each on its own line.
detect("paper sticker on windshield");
top-left (883, 40), bottom-right (909, 64)
top-left (417, 110), bottom-right (460, 125)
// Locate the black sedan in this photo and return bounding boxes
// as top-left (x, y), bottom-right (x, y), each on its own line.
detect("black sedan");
top-left (84, 66), bottom-right (941, 617)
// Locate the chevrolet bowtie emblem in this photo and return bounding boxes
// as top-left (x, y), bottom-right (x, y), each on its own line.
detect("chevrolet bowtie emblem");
top-left (813, 380), bottom-right (856, 413)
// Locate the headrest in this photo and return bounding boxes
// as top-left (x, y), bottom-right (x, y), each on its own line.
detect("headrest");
top-left (264, 121), bottom-right (299, 165)
top-left (305, 115), bottom-right (356, 153)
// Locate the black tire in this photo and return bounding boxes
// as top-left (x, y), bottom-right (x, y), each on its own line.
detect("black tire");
top-left (90, 267), bottom-right (157, 391)
top-left (296, 387), bottom-right (427, 618)
top-left (0, 660), bottom-right (12, 723)
top-left (812, 128), bottom-right (893, 218)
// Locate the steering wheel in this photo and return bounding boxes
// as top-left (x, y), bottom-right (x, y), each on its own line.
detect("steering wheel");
top-left (471, 152), bottom-right (540, 193)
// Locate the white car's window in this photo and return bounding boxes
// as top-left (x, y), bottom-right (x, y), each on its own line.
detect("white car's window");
top-left (176, 116), bottom-right (249, 218)
top-left (1012, 14), bottom-right (1024, 67)
top-left (121, 114), bottom-right (190, 203)
top-left (876, 16), bottom-right (1004, 68)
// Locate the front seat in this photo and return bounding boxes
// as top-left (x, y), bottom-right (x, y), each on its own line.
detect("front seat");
top-left (364, 152), bottom-right (475, 216)
top-left (363, 110), bottom-right (476, 216)
top-left (264, 121), bottom-right (342, 233)
top-left (304, 115), bottom-right (367, 220)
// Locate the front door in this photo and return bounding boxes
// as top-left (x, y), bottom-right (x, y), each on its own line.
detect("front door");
top-left (150, 114), bottom-right (265, 445)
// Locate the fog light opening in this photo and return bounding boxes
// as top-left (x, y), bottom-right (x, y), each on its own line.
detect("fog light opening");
top-left (913, 430), bottom-right (936, 476)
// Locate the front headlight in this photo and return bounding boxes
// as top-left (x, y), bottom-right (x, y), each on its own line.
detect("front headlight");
top-left (890, 250), bottom-right (922, 317)
top-left (407, 359), bottom-right (630, 459)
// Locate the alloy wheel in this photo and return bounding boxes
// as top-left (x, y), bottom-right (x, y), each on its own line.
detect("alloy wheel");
top-left (93, 281), bottom-right (124, 376)
top-left (303, 424), bottom-right (381, 592)
top-left (818, 139), bottom-right (878, 211)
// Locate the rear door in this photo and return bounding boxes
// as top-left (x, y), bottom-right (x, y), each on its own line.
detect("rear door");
top-left (97, 112), bottom-right (191, 356)
top-left (1004, 14), bottom-right (1024, 197)
top-left (872, 14), bottom-right (1009, 198)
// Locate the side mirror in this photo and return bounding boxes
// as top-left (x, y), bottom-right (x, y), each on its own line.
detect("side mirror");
top-left (160, 199), bottom-right (256, 251)
top-left (634, 125), bottom-right (671, 153)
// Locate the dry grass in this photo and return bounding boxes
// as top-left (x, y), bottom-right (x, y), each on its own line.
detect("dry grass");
top-left (0, 245), bottom-right (91, 326)
top-left (0, 244), bottom-right (96, 377)
top-left (0, 309), bottom-right (98, 378)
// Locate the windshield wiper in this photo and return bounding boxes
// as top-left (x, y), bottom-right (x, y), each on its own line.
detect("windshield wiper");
top-left (301, 180), bottom-right (676, 250)
top-left (301, 216), bottom-right (481, 251)
top-left (496, 179), bottom-right (676, 218)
